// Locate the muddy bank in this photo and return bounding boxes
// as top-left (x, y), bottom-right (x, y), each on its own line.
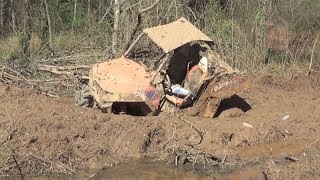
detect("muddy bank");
top-left (0, 72), bottom-right (320, 179)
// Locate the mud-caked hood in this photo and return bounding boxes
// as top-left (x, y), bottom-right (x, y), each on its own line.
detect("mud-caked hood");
top-left (90, 57), bottom-right (150, 96)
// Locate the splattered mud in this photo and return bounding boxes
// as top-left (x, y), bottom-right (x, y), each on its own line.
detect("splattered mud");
top-left (1, 71), bottom-right (320, 179)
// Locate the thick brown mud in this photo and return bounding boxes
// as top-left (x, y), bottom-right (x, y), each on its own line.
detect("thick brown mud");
top-left (1, 71), bottom-right (320, 179)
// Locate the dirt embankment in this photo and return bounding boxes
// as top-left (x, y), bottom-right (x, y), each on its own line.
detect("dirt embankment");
top-left (1, 71), bottom-right (320, 179)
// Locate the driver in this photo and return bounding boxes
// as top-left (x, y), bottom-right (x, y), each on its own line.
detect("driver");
top-left (166, 48), bottom-right (209, 107)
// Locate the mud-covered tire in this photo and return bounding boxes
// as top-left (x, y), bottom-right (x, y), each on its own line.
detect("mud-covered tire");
top-left (101, 107), bottom-right (112, 113)
top-left (75, 85), bottom-right (94, 107)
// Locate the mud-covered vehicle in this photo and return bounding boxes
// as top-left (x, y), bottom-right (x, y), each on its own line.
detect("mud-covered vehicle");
top-left (75, 17), bottom-right (248, 117)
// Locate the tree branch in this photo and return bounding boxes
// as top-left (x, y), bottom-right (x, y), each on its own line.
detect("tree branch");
top-left (124, 2), bottom-right (139, 11)
top-left (139, 0), bottom-right (161, 14)
top-left (119, 0), bottom-right (126, 6)
top-left (122, 0), bottom-right (163, 55)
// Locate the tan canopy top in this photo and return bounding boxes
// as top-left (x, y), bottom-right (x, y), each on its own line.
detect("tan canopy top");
top-left (143, 17), bottom-right (213, 53)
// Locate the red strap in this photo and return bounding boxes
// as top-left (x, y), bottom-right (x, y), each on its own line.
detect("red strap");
top-left (188, 65), bottom-right (199, 80)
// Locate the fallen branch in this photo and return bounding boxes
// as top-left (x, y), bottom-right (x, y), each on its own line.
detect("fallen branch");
top-left (37, 67), bottom-right (72, 75)
top-left (0, 65), bottom-right (65, 98)
top-left (29, 154), bottom-right (75, 174)
top-left (285, 155), bottom-right (298, 162)
top-left (1, 65), bottom-right (32, 84)
top-left (177, 115), bottom-right (204, 146)
top-left (29, 154), bottom-right (53, 165)
top-left (307, 33), bottom-right (320, 75)
top-left (306, 139), bottom-right (320, 149)
top-left (40, 53), bottom-right (105, 63)
top-left (40, 92), bottom-right (59, 98)
top-left (37, 64), bottom-right (91, 70)
top-left (29, 78), bottom-right (72, 83)
top-left (1, 68), bottom-right (35, 89)
top-left (37, 64), bottom-right (91, 76)
top-left (11, 148), bottom-right (24, 178)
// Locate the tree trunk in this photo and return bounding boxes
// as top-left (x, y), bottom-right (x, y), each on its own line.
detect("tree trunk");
top-left (44, 0), bottom-right (53, 51)
top-left (10, 0), bottom-right (15, 34)
top-left (71, 0), bottom-right (77, 34)
top-left (87, 0), bottom-right (90, 20)
top-left (21, 0), bottom-right (32, 57)
top-left (111, 0), bottom-right (120, 56)
top-left (0, 0), bottom-right (3, 35)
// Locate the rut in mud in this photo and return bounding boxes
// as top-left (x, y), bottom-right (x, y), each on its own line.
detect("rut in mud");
top-left (1, 71), bottom-right (320, 179)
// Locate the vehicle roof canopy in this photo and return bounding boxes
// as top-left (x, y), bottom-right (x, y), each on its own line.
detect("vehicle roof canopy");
top-left (143, 17), bottom-right (213, 53)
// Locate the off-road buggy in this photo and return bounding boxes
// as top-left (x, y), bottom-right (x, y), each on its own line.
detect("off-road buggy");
top-left (75, 17), bottom-right (248, 117)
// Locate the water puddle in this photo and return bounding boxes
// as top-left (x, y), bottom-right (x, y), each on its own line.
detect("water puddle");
top-left (6, 139), bottom-right (307, 180)
top-left (6, 160), bottom-right (267, 180)
top-left (237, 139), bottom-right (309, 160)
top-left (93, 161), bottom-right (266, 180)
top-left (93, 160), bottom-right (213, 179)
top-left (5, 161), bottom-right (213, 180)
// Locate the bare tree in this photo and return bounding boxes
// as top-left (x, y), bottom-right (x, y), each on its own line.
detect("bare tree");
top-left (20, 0), bottom-right (32, 57)
top-left (0, 0), bottom-right (3, 35)
top-left (10, 0), bottom-right (15, 34)
top-left (44, 0), bottom-right (53, 51)
top-left (111, 0), bottom-right (121, 56)
top-left (71, 0), bottom-right (77, 34)
top-left (87, 0), bottom-right (91, 25)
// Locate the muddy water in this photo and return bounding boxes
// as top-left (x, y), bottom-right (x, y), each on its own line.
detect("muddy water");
top-left (94, 161), bottom-right (267, 180)
top-left (90, 140), bottom-right (306, 180)
top-left (7, 161), bottom-right (265, 180)
top-left (237, 140), bottom-right (308, 157)
top-left (94, 160), bottom-right (214, 179)
top-left (7, 162), bottom-right (213, 180)
top-left (7, 140), bottom-right (306, 180)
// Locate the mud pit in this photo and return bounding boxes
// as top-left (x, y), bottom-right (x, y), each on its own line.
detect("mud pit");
top-left (1, 72), bottom-right (320, 179)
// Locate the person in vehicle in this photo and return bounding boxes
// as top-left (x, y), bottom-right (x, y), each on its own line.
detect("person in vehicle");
top-left (166, 47), bottom-right (209, 107)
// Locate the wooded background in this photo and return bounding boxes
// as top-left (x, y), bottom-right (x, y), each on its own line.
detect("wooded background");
top-left (0, 0), bottom-right (319, 74)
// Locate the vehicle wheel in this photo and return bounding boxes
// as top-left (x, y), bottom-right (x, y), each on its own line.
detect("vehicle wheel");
top-left (101, 107), bottom-right (112, 113)
top-left (75, 85), bottom-right (94, 107)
